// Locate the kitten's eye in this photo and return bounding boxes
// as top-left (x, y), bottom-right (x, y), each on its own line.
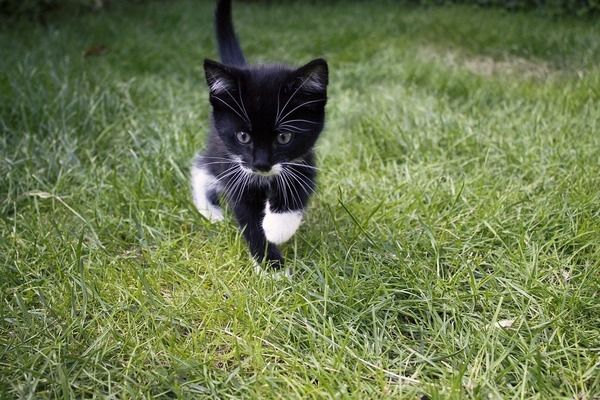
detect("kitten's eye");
top-left (277, 132), bottom-right (293, 145)
top-left (236, 131), bottom-right (251, 144)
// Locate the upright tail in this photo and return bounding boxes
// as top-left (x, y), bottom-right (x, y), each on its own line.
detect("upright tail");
top-left (215, 0), bottom-right (246, 66)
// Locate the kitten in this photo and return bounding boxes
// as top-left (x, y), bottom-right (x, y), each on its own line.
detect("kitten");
top-left (191, 0), bottom-right (328, 270)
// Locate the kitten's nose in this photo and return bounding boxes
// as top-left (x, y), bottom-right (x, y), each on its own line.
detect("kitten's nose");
top-left (253, 161), bottom-right (272, 172)
top-left (253, 148), bottom-right (271, 172)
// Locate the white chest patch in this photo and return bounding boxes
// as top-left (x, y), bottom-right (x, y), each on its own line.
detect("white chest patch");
top-left (262, 201), bottom-right (303, 245)
top-left (191, 165), bottom-right (224, 223)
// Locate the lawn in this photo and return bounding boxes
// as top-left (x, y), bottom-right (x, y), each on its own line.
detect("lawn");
top-left (1, 0), bottom-right (600, 398)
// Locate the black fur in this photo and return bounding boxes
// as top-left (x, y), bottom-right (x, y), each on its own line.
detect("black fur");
top-left (193, 0), bottom-right (328, 269)
top-left (215, 0), bottom-right (246, 66)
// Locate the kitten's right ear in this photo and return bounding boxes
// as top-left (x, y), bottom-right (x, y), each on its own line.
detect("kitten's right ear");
top-left (292, 58), bottom-right (328, 95)
top-left (203, 59), bottom-right (237, 95)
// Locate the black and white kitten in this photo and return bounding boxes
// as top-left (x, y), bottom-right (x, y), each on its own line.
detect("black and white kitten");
top-left (191, 0), bottom-right (328, 270)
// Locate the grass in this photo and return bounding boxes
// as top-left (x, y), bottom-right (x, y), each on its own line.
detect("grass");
top-left (1, 0), bottom-right (600, 398)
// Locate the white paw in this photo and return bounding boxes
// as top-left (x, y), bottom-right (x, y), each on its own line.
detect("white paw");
top-left (191, 165), bottom-right (223, 223)
top-left (262, 202), bottom-right (302, 245)
top-left (252, 259), bottom-right (292, 280)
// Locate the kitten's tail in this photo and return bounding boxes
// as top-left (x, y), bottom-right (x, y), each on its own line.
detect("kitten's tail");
top-left (215, 0), bottom-right (246, 66)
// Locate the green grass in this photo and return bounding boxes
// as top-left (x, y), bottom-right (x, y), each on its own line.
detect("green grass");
top-left (1, 1), bottom-right (600, 398)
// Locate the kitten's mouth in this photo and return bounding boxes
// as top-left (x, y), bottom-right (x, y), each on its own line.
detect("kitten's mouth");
top-left (235, 157), bottom-right (282, 177)
top-left (250, 163), bottom-right (282, 177)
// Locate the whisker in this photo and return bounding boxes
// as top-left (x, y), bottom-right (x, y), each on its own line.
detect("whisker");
top-left (285, 167), bottom-right (316, 196)
top-left (198, 161), bottom-right (237, 167)
top-left (275, 74), bottom-right (316, 125)
top-left (215, 165), bottom-right (239, 179)
top-left (279, 170), bottom-right (291, 208)
top-left (284, 169), bottom-right (304, 209)
top-left (215, 165), bottom-right (242, 184)
top-left (234, 83), bottom-right (251, 125)
top-left (212, 96), bottom-right (250, 124)
top-left (234, 170), bottom-right (251, 205)
top-left (277, 98), bottom-right (326, 127)
top-left (275, 86), bottom-right (282, 125)
top-left (280, 119), bottom-right (320, 125)
top-left (282, 161), bottom-right (319, 171)
top-left (223, 169), bottom-right (244, 201)
top-left (277, 172), bottom-right (289, 209)
top-left (276, 124), bottom-right (311, 133)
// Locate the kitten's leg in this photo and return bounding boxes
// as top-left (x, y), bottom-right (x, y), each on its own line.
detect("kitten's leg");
top-left (190, 163), bottom-right (224, 223)
top-left (263, 165), bottom-right (315, 245)
top-left (262, 201), bottom-right (303, 245)
top-left (232, 199), bottom-right (283, 269)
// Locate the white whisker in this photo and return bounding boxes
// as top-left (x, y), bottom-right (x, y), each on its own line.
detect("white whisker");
top-left (282, 162), bottom-right (319, 171)
top-left (215, 165), bottom-right (242, 184)
top-left (275, 74), bottom-right (316, 125)
top-left (285, 166), bottom-right (316, 197)
top-left (212, 96), bottom-right (250, 124)
top-left (280, 119), bottom-right (320, 125)
top-left (224, 169), bottom-right (245, 203)
top-left (275, 86), bottom-right (282, 126)
top-left (236, 82), bottom-right (250, 125)
top-left (276, 172), bottom-right (289, 208)
top-left (277, 98), bottom-right (326, 127)
top-left (276, 124), bottom-right (311, 133)
top-left (199, 161), bottom-right (237, 166)
top-left (286, 169), bottom-right (305, 209)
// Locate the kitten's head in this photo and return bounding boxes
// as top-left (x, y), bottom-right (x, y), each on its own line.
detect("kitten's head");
top-left (203, 58), bottom-right (328, 176)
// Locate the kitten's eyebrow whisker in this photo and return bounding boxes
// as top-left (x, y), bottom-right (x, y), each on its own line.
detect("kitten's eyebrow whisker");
top-left (280, 119), bottom-right (320, 125)
top-left (275, 86), bottom-right (282, 127)
top-left (277, 98), bottom-right (326, 126)
top-left (234, 83), bottom-right (251, 127)
top-left (212, 96), bottom-right (250, 124)
top-left (276, 125), bottom-right (311, 133)
top-left (275, 74), bottom-right (315, 125)
top-left (276, 122), bottom-right (317, 133)
top-left (219, 85), bottom-right (251, 126)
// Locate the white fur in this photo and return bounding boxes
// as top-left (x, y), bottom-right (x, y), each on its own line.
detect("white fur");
top-left (303, 73), bottom-right (325, 92)
top-left (209, 78), bottom-right (231, 95)
top-left (254, 163), bottom-right (282, 177)
top-left (262, 201), bottom-right (302, 245)
top-left (191, 165), bottom-right (223, 223)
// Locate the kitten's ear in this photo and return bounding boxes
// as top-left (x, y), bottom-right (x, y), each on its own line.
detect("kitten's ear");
top-left (292, 58), bottom-right (328, 94)
top-left (204, 59), bottom-right (237, 95)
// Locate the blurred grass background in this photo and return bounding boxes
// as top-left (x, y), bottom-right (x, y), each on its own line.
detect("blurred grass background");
top-left (1, 0), bottom-right (599, 398)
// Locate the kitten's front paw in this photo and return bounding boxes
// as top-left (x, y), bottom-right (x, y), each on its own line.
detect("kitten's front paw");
top-left (199, 207), bottom-right (224, 223)
top-left (252, 256), bottom-right (291, 279)
top-left (191, 165), bottom-right (224, 223)
top-left (262, 205), bottom-right (302, 245)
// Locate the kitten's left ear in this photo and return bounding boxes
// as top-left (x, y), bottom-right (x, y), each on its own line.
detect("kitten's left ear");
top-left (292, 58), bottom-right (328, 94)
